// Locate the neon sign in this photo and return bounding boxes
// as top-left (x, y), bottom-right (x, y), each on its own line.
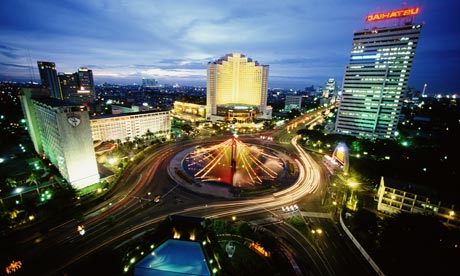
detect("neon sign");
top-left (366, 7), bottom-right (420, 22)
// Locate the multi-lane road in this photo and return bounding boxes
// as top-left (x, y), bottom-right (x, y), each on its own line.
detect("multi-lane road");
top-left (8, 107), bottom-right (377, 275)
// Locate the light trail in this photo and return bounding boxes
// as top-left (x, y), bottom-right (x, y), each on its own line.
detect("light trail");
top-left (51, 116), bottom-right (326, 274)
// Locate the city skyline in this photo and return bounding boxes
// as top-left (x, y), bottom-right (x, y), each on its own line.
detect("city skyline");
top-left (0, 0), bottom-right (459, 93)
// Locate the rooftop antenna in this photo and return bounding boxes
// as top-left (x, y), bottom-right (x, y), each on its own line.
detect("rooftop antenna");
top-left (27, 48), bottom-right (36, 83)
top-left (421, 83), bottom-right (427, 97)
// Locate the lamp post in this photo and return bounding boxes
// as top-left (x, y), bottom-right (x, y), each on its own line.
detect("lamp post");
top-left (311, 228), bottom-right (323, 245)
top-left (15, 187), bottom-right (24, 203)
top-left (448, 211), bottom-right (455, 224)
top-left (347, 181), bottom-right (359, 211)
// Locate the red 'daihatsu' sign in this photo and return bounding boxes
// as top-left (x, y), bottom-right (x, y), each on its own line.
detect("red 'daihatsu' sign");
top-left (366, 7), bottom-right (420, 22)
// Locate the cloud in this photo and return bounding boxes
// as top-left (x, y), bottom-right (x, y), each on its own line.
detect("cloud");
top-left (0, 0), bottom-right (458, 91)
top-left (0, 62), bottom-right (31, 69)
top-left (0, 44), bottom-right (21, 59)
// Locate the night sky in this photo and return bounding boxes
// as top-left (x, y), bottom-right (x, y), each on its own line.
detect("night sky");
top-left (0, 0), bottom-right (459, 93)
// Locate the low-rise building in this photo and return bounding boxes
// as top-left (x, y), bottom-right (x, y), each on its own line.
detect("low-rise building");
top-left (376, 176), bottom-right (459, 227)
top-left (173, 101), bottom-right (206, 120)
top-left (90, 110), bottom-right (170, 143)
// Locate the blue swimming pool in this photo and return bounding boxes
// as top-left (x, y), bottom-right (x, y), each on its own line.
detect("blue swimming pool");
top-left (134, 239), bottom-right (210, 276)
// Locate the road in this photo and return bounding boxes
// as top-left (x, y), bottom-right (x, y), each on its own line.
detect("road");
top-left (7, 107), bottom-right (377, 275)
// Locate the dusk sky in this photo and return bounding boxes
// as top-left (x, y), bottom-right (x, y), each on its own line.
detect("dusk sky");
top-left (0, 0), bottom-right (459, 93)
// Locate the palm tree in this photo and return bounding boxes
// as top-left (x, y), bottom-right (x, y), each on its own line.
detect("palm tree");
top-left (5, 178), bottom-right (17, 190)
top-left (144, 129), bottom-right (153, 141)
top-left (26, 172), bottom-right (40, 195)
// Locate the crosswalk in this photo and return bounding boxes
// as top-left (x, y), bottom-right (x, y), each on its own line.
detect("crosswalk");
top-left (249, 211), bottom-right (332, 226)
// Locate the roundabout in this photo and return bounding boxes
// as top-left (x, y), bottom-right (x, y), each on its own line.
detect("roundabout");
top-left (168, 135), bottom-right (299, 198)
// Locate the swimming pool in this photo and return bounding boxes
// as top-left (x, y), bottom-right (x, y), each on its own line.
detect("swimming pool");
top-left (134, 239), bottom-right (210, 276)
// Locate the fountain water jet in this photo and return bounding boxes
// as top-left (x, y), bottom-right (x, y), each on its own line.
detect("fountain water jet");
top-left (184, 137), bottom-right (284, 188)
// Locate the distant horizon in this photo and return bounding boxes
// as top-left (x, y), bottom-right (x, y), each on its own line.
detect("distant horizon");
top-left (1, 60), bottom-right (345, 91)
top-left (2, 75), bottom-right (453, 96)
top-left (1, 1), bottom-right (459, 94)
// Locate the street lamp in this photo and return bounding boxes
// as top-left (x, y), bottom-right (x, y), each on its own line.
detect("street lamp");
top-left (15, 187), bottom-right (24, 203)
top-left (448, 211), bottom-right (455, 224)
top-left (77, 225), bottom-right (86, 236)
top-left (311, 228), bottom-right (323, 244)
top-left (346, 181), bottom-right (359, 211)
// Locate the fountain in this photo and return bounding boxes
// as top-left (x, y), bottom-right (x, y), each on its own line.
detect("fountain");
top-left (183, 136), bottom-right (284, 188)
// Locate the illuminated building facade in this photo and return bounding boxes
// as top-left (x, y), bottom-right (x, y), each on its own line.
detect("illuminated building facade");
top-left (111, 104), bottom-right (152, 115)
top-left (207, 53), bottom-right (271, 121)
top-left (58, 67), bottom-right (95, 105)
top-left (173, 101), bottom-right (206, 120)
top-left (19, 88), bottom-right (50, 154)
top-left (323, 78), bottom-right (338, 98)
top-left (377, 177), bottom-right (459, 227)
top-left (142, 78), bottom-right (159, 88)
top-left (37, 61), bottom-right (62, 99)
top-left (20, 92), bottom-right (99, 189)
top-left (284, 95), bottom-right (302, 111)
top-left (90, 110), bottom-right (170, 142)
top-left (58, 72), bottom-right (78, 100)
top-left (75, 67), bottom-right (95, 102)
top-left (335, 7), bottom-right (423, 139)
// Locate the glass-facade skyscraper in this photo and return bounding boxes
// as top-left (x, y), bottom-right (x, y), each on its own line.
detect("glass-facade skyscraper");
top-left (37, 61), bottom-right (62, 100)
top-left (335, 11), bottom-right (423, 139)
top-left (58, 67), bottom-right (95, 105)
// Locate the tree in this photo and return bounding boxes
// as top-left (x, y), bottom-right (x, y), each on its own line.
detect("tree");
top-left (5, 178), bottom-right (17, 190)
top-left (378, 213), bottom-right (456, 276)
top-left (350, 209), bottom-right (378, 252)
top-left (287, 109), bottom-right (301, 120)
top-left (144, 129), bottom-right (153, 141)
top-left (26, 172), bottom-right (40, 195)
top-left (263, 120), bottom-right (274, 130)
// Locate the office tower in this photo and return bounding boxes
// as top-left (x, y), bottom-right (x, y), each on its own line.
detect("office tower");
top-left (37, 61), bottom-right (62, 99)
top-left (58, 67), bottom-right (95, 105)
top-left (58, 72), bottom-right (79, 100)
top-left (19, 92), bottom-right (100, 189)
top-left (142, 78), bottom-right (159, 88)
top-left (334, 7), bottom-right (422, 139)
top-left (77, 67), bottom-right (95, 99)
top-left (206, 53), bottom-right (270, 121)
top-left (323, 78), bottom-right (338, 98)
top-left (285, 95), bottom-right (302, 111)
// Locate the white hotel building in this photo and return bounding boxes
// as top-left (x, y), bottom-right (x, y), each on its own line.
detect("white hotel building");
top-left (21, 88), bottom-right (171, 190)
top-left (20, 93), bottom-right (100, 190)
top-left (90, 110), bottom-right (170, 143)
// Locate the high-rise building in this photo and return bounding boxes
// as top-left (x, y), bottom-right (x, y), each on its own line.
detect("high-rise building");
top-left (334, 7), bottom-right (423, 139)
top-left (20, 92), bottom-right (99, 189)
top-left (19, 88), bottom-right (50, 154)
top-left (76, 67), bottom-right (95, 101)
top-left (142, 78), bottom-right (159, 88)
top-left (37, 61), bottom-right (62, 100)
top-left (58, 67), bottom-right (96, 105)
top-left (58, 72), bottom-right (79, 100)
top-left (323, 78), bottom-right (338, 98)
top-left (285, 95), bottom-right (302, 111)
top-left (206, 53), bottom-right (271, 121)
